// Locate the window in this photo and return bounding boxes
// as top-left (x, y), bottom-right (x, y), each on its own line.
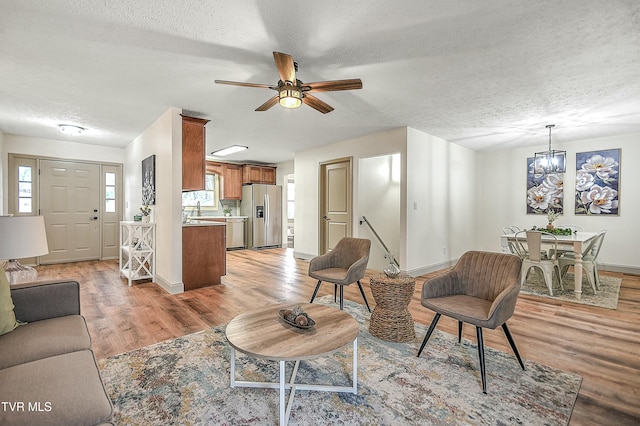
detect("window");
top-left (105, 172), bottom-right (116, 213)
top-left (18, 166), bottom-right (33, 213)
top-left (182, 173), bottom-right (218, 209)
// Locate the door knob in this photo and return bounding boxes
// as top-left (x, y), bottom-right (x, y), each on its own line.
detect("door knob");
top-left (323, 215), bottom-right (331, 220)
top-left (90, 216), bottom-right (98, 220)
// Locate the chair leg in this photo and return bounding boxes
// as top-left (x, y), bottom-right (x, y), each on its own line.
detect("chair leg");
top-left (334, 284), bottom-right (337, 302)
top-left (356, 280), bottom-right (372, 312)
top-left (417, 313), bottom-right (441, 357)
top-left (555, 266), bottom-right (564, 291)
top-left (476, 326), bottom-right (487, 394)
top-left (458, 321), bottom-right (463, 343)
top-left (339, 285), bottom-right (344, 310)
top-left (309, 280), bottom-right (322, 303)
top-left (502, 323), bottom-right (525, 371)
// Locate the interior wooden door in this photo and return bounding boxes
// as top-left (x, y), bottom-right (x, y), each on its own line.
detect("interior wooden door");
top-left (39, 159), bottom-right (101, 264)
top-left (319, 158), bottom-right (352, 254)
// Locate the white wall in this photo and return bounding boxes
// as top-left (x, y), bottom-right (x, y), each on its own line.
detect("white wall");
top-left (124, 107), bottom-right (184, 293)
top-left (0, 129), bottom-right (4, 215)
top-left (358, 153), bottom-right (401, 271)
top-left (405, 128), bottom-right (478, 275)
top-left (476, 133), bottom-right (640, 273)
top-left (294, 128), bottom-right (407, 262)
top-left (1, 134), bottom-right (125, 214)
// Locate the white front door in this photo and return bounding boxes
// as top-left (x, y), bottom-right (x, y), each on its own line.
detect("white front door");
top-left (39, 160), bottom-right (101, 264)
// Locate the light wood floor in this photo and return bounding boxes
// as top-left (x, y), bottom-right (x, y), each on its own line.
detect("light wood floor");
top-left (35, 248), bottom-right (640, 426)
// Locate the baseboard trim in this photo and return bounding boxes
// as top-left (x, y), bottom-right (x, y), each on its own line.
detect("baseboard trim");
top-left (156, 275), bottom-right (184, 295)
top-left (293, 251), bottom-right (316, 261)
top-left (599, 263), bottom-right (640, 276)
top-left (405, 259), bottom-right (457, 278)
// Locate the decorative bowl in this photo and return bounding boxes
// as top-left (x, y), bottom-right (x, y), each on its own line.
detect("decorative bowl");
top-left (278, 310), bottom-right (316, 329)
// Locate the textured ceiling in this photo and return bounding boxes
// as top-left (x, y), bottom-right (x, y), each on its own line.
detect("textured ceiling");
top-left (1, 0), bottom-right (639, 163)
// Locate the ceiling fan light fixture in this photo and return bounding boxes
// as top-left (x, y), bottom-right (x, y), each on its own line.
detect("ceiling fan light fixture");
top-left (278, 85), bottom-right (302, 109)
top-left (58, 124), bottom-right (84, 135)
top-left (211, 145), bottom-right (248, 156)
top-left (534, 124), bottom-right (566, 174)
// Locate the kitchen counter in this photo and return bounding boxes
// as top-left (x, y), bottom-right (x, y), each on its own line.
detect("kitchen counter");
top-left (186, 216), bottom-right (248, 220)
top-left (182, 220), bottom-right (226, 227)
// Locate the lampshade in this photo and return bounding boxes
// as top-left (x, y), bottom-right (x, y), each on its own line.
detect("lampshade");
top-left (533, 124), bottom-right (566, 174)
top-left (0, 216), bottom-right (49, 260)
top-left (278, 85), bottom-right (302, 109)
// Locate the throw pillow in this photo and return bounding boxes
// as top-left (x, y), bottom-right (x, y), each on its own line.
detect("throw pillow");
top-left (0, 270), bottom-right (19, 335)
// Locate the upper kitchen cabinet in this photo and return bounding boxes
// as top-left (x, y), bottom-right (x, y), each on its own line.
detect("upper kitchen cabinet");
top-left (207, 162), bottom-right (243, 200)
top-left (181, 115), bottom-right (210, 191)
top-left (242, 164), bottom-right (277, 185)
top-left (222, 163), bottom-right (243, 199)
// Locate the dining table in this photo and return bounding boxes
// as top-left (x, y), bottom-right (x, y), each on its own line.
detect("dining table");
top-left (501, 231), bottom-right (599, 299)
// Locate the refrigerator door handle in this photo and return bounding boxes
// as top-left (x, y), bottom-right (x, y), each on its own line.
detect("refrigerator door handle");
top-left (264, 194), bottom-right (269, 226)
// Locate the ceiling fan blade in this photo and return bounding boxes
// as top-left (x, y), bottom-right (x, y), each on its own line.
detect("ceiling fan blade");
top-left (215, 80), bottom-right (273, 89)
top-left (302, 94), bottom-right (334, 114)
top-left (273, 52), bottom-right (296, 83)
top-left (303, 79), bottom-right (363, 92)
top-left (255, 95), bottom-right (279, 112)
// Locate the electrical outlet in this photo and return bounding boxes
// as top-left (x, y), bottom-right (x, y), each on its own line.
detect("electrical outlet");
top-left (413, 201), bottom-right (418, 210)
top-left (442, 247), bottom-right (447, 254)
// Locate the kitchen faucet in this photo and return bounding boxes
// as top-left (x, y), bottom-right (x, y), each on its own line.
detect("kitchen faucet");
top-left (196, 201), bottom-right (201, 216)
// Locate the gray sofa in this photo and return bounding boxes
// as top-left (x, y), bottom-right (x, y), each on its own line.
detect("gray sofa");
top-left (0, 280), bottom-right (113, 425)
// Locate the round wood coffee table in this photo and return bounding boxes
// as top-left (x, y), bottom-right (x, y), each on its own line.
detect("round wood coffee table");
top-left (225, 303), bottom-right (359, 426)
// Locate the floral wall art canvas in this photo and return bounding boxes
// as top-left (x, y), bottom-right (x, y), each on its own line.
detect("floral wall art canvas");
top-left (575, 149), bottom-right (620, 215)
top-left (142, 155), bottom-right (156, 206)
top-left (526, 157), bottom-right (563, 215)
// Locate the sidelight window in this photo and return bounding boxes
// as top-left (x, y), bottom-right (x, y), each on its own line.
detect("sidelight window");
top-left (18, 166), bottom-right (33, 213)
top-left (105, 172), bottom-right (116, 213)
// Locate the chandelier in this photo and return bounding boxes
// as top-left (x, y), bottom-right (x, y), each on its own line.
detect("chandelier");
top-left (534, 124), bottom-right (566, 174)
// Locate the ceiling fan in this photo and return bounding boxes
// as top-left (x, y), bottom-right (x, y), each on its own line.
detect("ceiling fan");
top-left (215, 51), bottom-right (362, 114)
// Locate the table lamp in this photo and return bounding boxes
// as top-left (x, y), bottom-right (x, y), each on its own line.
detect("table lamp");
top-left (0, 215), bottom-right (49, 285)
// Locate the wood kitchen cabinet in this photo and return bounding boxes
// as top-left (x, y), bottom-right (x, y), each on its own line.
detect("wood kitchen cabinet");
top-left (222, 164), bottom-right (243, 199)
top-left (182, 224), bottom-right (226, 290)
top-left (181, 115), bottom-right (210, 191)
top-left (242, 164), bottom-right (277, 184)
top-left (206, 162), bottom-right (243, 200)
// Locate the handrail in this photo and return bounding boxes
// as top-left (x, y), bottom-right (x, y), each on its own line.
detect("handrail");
top-left (359, 215), bottom-right (399, 267)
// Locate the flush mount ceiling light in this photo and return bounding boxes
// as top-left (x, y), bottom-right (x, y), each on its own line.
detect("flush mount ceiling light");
top-left (211, 145), bottom-right (248, 156)
top-left (58, 124), bottom-right (84, 135)
top-left (534, 124), bottom-right (566, 174)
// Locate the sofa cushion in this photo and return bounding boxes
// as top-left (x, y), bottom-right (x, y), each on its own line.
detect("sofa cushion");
top-left (0, 271), bottom-right (19, 336)
top-left (0, 350), bottom-right (113, 425)
top-left (0, 315), bottom-right (91, 369)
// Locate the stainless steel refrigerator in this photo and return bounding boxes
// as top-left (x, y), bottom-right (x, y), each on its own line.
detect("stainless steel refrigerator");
top-left (240, 184), bottom-right (282, 249)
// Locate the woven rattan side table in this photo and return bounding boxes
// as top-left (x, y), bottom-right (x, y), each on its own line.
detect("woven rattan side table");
top-left (369, 273), bottom-right (416, 342)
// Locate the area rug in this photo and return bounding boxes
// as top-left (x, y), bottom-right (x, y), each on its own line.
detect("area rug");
top-left (98, 296), bottom-right (581, 425)
top-left (521, 271), bottom-right (621, 309)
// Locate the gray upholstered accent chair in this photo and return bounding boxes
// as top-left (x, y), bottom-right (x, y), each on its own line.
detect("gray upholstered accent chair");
top-left (417, 250), bottom-right (525, 393)
top-left (308, 237), bottom-right (372, 312)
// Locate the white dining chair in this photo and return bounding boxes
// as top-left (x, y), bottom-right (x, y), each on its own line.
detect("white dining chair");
top-left (558, 230), bottom-right (607, 294)
top-left (515, 230), bottom-right (563, 296)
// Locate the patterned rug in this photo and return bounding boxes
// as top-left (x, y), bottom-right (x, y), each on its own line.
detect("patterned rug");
top-left (521, 271), bottom-right (621, 309)
top-left (98, 296), bottom-right (581, 425)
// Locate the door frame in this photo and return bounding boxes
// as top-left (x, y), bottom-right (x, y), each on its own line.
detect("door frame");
top-left (7, 153), bottom-right (124, 264)
top-left (318, 157), bottom-right (353, 254)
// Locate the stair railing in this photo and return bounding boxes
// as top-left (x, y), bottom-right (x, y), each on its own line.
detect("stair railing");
top-left (359, 215), bottom-right (399, 267)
